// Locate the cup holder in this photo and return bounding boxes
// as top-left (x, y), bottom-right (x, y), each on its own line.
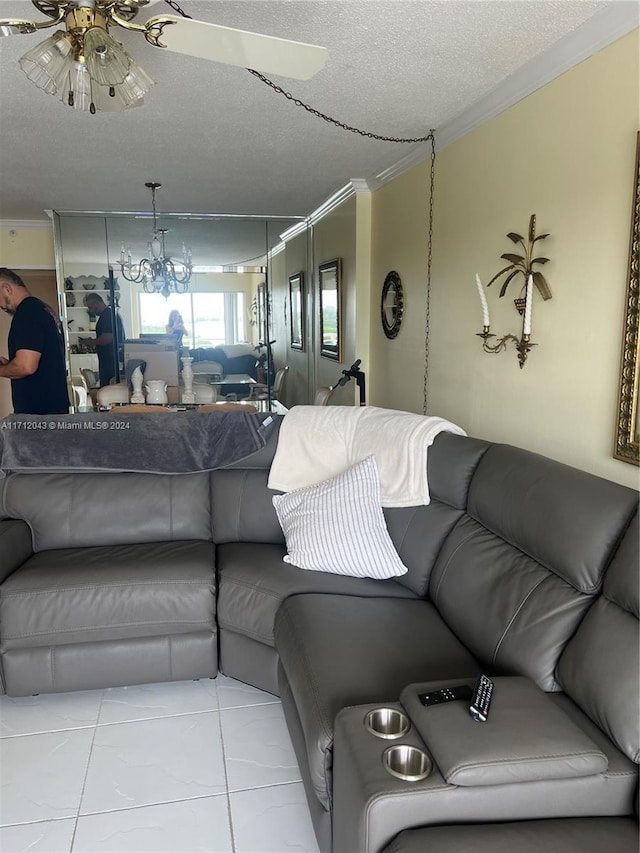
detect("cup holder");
top-left (364, 707), bottom-right (410, 740)
top-left (383, 744), bottom-right (432, 782)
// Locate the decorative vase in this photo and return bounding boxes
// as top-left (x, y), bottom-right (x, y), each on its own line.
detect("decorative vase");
top-left (130, 366), bottom-right (145, 404)
top-left (181, 356), bottom-right (195, 404)
top-left (145, 380), bottom-right (168, 405)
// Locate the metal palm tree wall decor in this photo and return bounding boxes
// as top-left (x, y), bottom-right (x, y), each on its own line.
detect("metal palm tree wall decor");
top-left (487, 214), bottom-right (552, 310)
top-left (474, 214), bottom-right (552, 369)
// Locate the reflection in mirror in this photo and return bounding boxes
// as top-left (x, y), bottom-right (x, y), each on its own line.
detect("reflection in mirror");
top-left (289, 272), bottom-right (304, 351)
top-left (614, 132), bottom-right (639, 466)
top-left (319, 258), bottom-right (342, 361)
top-left (53, 212), bottom-right (306, 411)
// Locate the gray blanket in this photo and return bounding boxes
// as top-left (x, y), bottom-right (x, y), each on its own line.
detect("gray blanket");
top-left (0, 411), bottom-right (279, 476)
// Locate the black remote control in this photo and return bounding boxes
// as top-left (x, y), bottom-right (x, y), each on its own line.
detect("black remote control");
top-left (469, 674), bottom-right (494, 722)
top-left (419, 685), bottom-right (473, 707)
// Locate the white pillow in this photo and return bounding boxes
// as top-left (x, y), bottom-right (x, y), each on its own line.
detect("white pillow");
top-left (272, 455), bottom-right (408, 579)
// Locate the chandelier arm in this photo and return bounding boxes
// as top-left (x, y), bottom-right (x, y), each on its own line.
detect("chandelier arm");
top-left (0, 7), bottom-right (65, 32)
top-left (31, 1), bottom-right (68, 22)
top-left (107, 8), bottom-right (151, 33)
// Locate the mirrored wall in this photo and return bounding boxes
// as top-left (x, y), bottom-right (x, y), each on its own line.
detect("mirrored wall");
top-left (52, 211), bottom-right (311, 409)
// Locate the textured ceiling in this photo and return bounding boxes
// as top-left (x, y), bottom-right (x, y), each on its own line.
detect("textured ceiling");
top-left (0, 0), bottom-right (629, 222)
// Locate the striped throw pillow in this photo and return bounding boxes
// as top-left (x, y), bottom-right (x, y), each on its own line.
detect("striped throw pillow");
top-left (272, 455), bottom-right (408, 579)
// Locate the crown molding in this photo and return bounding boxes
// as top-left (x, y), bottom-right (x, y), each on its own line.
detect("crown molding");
top-left (350, 179), bottom-right (372, 194)
top-left (0, 219), bottom-right (53, 230)
top-left (366, 3), bottom-right (639, 191)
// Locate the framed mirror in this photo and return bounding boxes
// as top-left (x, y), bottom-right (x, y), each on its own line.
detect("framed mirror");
top-left (319, 258), bottom-right (342, 361)
top-left (381, 270), bottom-right (404, 339)
top-left (614, 132), bottom-right (639, 466)
top-left (289, 272), bottom-right (305, 351)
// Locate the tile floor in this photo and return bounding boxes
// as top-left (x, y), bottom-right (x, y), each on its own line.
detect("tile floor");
top-left (0, 675), bottom-right (321, 853)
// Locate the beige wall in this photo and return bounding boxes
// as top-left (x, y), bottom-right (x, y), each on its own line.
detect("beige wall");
top-left (0, 223), bottom-right (55, 270)
top-left (370, 30), bottom-right (639, 488)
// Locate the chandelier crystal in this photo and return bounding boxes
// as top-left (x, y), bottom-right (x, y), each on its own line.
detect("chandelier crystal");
top-left (119, 182), bottom-right (193, 300)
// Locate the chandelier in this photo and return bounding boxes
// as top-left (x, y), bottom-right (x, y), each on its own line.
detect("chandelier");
top-left (119, 182), bottom-right (193, 299)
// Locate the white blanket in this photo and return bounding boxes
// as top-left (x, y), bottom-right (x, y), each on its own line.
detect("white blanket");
top-left (267, 406), bottom-right (466, 507)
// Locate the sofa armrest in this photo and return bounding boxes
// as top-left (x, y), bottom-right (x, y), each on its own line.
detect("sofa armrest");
top-left (0, 519), bottom-right (33, 583)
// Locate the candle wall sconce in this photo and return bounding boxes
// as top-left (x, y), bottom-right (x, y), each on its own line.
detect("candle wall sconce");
top-left (475, 214), bottom-right (552, 369)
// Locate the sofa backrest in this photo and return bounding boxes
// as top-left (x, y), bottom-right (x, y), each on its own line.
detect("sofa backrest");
top-left (1, 471), bottom-right (212, 550)
top-left (383, 433), bottom-right (490, 596)
top-left (556, 510), bottom-right (639, 764)
top-left (429, 443), bottom-right (639, 691)
top-left (211, 467), bottom-right (285, 544)
top-left (209, 432), bottom-right (491, 590)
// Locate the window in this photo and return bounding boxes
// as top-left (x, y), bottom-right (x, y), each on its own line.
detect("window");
top-left (139, 292), bottom-right (245, 348)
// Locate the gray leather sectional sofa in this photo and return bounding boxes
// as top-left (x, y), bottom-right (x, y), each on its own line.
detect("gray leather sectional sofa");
top-left (0, 418), bottom-right (637, 852)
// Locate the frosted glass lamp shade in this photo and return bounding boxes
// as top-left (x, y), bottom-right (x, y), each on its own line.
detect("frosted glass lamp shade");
top-left (84, 27), bottom-right (131, 86)
top-left (61, 60), bottom-right (93, 110)
top-left (118, 60), bottom-right (154, 102)
top-left (19, 30), bottom-right (74, 95)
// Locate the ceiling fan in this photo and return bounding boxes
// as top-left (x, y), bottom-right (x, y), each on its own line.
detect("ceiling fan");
top-left (0, 0), bottom-right (328, 113)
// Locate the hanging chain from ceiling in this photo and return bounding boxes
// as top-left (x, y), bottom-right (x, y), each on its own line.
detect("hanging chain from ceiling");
top-left (423, 135), bottom-right (436, 415)
top-left (161, 0), bottom-right (434, 145)
top-left (163, 0), bottom-right (437, 410)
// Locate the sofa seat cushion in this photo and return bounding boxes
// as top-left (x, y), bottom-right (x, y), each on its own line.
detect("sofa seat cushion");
top-left (274, 594), bottom-right (479, 810)
top-left (383, 818), bottom-right (639, 853)
top-left (0, 541), bottom-right (216, 649)
top-left (217, 542), bottom-right (418, 646)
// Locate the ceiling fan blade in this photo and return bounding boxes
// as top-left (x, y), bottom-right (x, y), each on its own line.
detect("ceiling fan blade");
top-left (145, 15), bottom-right (328, 80)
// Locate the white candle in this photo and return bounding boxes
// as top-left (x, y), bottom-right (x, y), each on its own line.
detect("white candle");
top-left (475, 274), bottom-right (490, 327)
top-left (523, 274), bottom-right (533, 336)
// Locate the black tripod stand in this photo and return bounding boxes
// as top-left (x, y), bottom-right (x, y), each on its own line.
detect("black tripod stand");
top-left (332, 359), bottom-right (366, 406)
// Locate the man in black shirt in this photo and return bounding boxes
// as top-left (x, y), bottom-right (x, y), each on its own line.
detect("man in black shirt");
top-left (0, 268), bottom-right (70, 415)
top-left (80, 293), bottom-right (125, 387)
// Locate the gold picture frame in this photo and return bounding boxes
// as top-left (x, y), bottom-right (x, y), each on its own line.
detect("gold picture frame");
top-left (614, 132), bottom-right (640, 466)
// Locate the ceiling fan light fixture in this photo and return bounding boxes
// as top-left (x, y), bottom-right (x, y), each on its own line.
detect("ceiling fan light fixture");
top-left (18, 30), bottom-right (74, 95)
top-left (84, 27), bottom-right (132, 86)
top-left (2, 2), bottom-right (326, 113)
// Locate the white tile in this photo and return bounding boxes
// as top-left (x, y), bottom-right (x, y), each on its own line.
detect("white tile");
top-left (73, 795), bottom-right (232, 852)
top-left (98, 679), bottom-right (218, 725)
top-left (231, 783), bottom-right (320, 852)
top-left (221, 703), bottom-right (301, 792)
top-left (215, 674), bottom-right (278, 710)
top-left (0, 729), bottom-right (94, 825)
top-left (0, 818), bottom-right (75, 853)
top-left (80, 712), bottom-right (226, 814)
top-left (0, 691), bottom-right (103, 737)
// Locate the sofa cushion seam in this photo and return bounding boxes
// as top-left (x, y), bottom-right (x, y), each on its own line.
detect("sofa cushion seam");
top-left (2, 580), bottom-right (214, 596)
top-left (4, 618), bottom-right (214, 639)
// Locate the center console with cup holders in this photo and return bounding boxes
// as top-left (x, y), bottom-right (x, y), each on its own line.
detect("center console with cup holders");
top-left (332, 675), bottom-right (632, 852)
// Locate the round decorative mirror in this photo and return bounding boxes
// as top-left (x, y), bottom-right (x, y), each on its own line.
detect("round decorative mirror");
top-left (381, 270), bottom-right (404, 339)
